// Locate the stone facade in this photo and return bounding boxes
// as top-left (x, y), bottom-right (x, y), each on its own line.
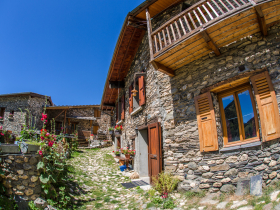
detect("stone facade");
top-left (0, 95), bottom-right (52, 134)
top-left (112, 2), bottom-right (280, 192)
top-left (0, 154), bottom-right (41, 201)
top-left (47, 107), bottom-right (111, 140)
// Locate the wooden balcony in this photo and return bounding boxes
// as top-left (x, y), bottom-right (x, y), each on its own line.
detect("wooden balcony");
top-left (147, 0), bottom-right (280, 76)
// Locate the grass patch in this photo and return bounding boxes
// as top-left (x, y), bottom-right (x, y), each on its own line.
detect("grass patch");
top-left (185, 190), bottom-right (206, 199)
top-left (94, 203), bottom-right (103, 208)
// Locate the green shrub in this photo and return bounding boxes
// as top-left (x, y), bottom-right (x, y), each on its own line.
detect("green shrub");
top-left (152, 172), bottom-right (179, 195)
top-left (163, 198), bottom-right (176, 209)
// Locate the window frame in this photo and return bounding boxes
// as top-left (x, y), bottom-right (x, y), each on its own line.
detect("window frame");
top-left (218, 84), bottom-right (260, 147)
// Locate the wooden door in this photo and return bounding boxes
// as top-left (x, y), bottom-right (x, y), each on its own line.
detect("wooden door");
top-left (117, 137), bottom-right (121, 149)
top-left (148, 122), bottom-right (162, 182)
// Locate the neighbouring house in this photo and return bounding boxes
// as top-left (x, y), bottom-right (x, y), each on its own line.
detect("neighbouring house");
top-left (0, 92), bottom-right (53, 134)
top-left (46, 105), bottom-right (112, 146)
top-left (101, 0), bottom-right (280, 192)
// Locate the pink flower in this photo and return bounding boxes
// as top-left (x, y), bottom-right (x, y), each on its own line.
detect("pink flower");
top-left (0, 132), bottom-right (4, 136)
top-left (48, 141), bottom-right (54, 147)
top-left (39, 150), bottom-right (43, 157)
top-left (41, 136), bottom-right (44, 141)
top-left (46, 133), bottom-right (50, 137)
top-left (41, 118), bottom-right (44, 121)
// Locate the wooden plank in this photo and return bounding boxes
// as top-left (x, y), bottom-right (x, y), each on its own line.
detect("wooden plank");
top-left (255, 5), bottom-right (268, 36)
top-left (170, 23), bottom-right (177, 41)
top-left (266, 13), bottom-right (280, 25)
top-left (158, 32), bottom-right (163, 50)
top-left (179, 18), bottom-right (187, 35)
top-left (201, 30), bottom-right (221, 55)
top-left (151, 61), bottom-right (175, 77)
top-left (174, 20), bottom-right (182, 38)
top-left (202, 4), bottom-right (214, 19)
top-left (162, 29), bottom-right (167, 46)
top-left (159, 36), bottom-right (205, 65)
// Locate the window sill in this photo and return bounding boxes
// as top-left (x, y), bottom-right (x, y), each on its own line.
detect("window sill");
top-left (130, 106), bottom-right (143, 116)
top-left (220, 140), bottom-right (261, 152)
top-left (116, 120), bottom-right (123, 125)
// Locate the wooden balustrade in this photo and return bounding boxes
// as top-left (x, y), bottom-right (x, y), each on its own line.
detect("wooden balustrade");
top-left (150, 0), bottom-right (254, 55)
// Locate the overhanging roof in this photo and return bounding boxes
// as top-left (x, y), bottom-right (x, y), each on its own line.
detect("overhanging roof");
top-left (46, 105), bottom-right (99, 110)
top-left (101, 0), bottom-right (183, 110)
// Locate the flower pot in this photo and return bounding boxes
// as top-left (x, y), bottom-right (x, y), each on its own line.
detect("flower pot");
top-left (115, 131), bottom-right (122, 136)
top-left (116, 154), bottom-right (120, 157)
top-left (119, 164), bottom-right (127, 172)
top-left (125, 154), bottom-right (130, 159)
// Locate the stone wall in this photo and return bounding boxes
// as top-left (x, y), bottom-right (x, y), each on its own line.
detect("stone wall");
top-left (114, 2), bottom-right (280, 192)
top-left (0, 96), bottom-right (49, 134)
top-left (0, 154), bottom-right (41, 201)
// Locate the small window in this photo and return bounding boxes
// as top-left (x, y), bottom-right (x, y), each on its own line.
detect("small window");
top-left (219, 85), bottom-right (259, 146)
top-left (9, 110), bottom-right (14, 119)
top-left (132, 79), bottom-right (140, 110)
top-left (0, 108), bottom-right (4, 121)
top-left (94, 109), bottom-right (101, 118)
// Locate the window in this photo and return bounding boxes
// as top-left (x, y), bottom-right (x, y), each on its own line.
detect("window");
top-left (116, 95), bottom-right (125, 122)
top-left (94, 109), bottom-right (101, 118)
top-left (129, 76), bottom-right (145, 114)
top-left (194, 71), bottom-right (280, 152)
top-left (0, 108), bottom-right (5, 121)
top-left (219, 85), bottom-right (259, 147)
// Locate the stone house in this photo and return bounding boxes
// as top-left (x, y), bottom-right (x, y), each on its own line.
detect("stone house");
top-left (46, 105), bottom-right (112, 145)
top-left (101, 0), bottom-right (280, 192)
top-left (0, 92), bottom-right (53, 134)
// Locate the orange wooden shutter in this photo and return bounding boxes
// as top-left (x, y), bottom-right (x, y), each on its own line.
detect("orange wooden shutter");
top-left (194, 92), bottom-right (218, 152)
top-left (93, 126), bottom-right (99, 134)
top-left (121, 95), bottom-right (125, 120)
top-left (116, 102), bottom-right (119, 123)
top-left (129, 86), bottom-right (133, 114)
top-left (139, 76), bottom-right (146, 106)
top-left (250, 71), bottom-right (280, 142)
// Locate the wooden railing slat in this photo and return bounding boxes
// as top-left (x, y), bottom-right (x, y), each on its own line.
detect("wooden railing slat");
top-left (224, 0), bottom-right (236, 9)
top-left (170, 23), bottom-right (177, 41)
top-left (193, 9), bottom-right (203, 26)
top-left (232, 0), bottom-right (241, 6)
top-left (174, 20), bottom-right (182, 38)
top-left (154, 35), bottom-right (158, 53)
top-left (166, 26), bottom-right (172, 44)
top-left (188, 12), bottom-right (197, 29)
top-left (179, 18), bottom-right (187, 35)
top-left (158, 32), bottom-right (163, 50)
top-left (183, 15), bottom-right (192, 32)
top-left (162, 29), bottom-right (167, 46)
top-left (197, 6), bottom-right (208, 23)
top-left (202, 4), bottom-right (214, 19)
top-left (218, 0), bottom-right (230, 12)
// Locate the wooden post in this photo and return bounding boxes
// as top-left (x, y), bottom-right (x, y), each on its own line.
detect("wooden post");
top-left (64, 110), bottom-right (66, 132)
top-left (146, 8), bottom-right (154, 61)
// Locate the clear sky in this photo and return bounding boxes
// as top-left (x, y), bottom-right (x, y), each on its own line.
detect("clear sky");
top-left (0, 0), bottom-right (143, 106)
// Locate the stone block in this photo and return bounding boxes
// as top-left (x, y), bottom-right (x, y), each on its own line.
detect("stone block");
top-left (236, 178), bottom-right (250, 196)
top-left (29, 157), bottom-right (38, 165)
top-left (250, 175), bottom-right (262, 196)
top-left (210, 164), bottom-right (230, 172)
top-left (220, 184), bottom-right (236, 193)
top-left (24, 188), bottom-right (33, 196)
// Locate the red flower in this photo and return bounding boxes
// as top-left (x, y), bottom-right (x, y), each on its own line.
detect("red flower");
top-left (0, 132), bottom-right (4, 136)
top-left (41, 136), bottom-right (44, 141)
top-left (39, 150), bottom-right (43, 157)
top-left (41, 118), bottom-right (44, 121)
top-left (46, 133), bottom-right (50, 137)
top-left (48, 141), bottom-right (54, 147)
top-left (112, 151), bottom-right (115, 153)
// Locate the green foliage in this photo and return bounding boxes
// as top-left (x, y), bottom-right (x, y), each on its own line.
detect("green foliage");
top-left (152, 172), bottom-right (179, 195)
top-left (147, 188), bottom-right (156, 198)
top-left (28, 201), bottom-right (40, 210)
top-left (185, 190), bottom-right (206, 199)
top-left (163, 198), bottom-right (176, 209)
top-left (0, 195), bottom-right (17, 210)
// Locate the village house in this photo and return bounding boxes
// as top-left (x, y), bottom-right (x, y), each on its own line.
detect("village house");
top-left (101, 0), bottom-right (280, 192)
top-left (0, 92), bottom-right (53, 134)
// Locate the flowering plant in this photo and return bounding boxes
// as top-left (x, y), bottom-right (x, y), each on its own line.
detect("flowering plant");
top-left (113, 149), bottom-right (120, 155)
top-left (129, 149), bottom-right (136, 155)
top-left (90, 134), bottom-right (94, 136)
top-left (115, 125), bottom-right (123, 131)
top-left (108, 127), bottom-right (114, 131)
top-left (121, 147), bottom-right (130, 155)
top-left (0, 116), bottom-right (2, 120)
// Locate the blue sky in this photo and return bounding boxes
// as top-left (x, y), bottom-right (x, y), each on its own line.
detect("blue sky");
top-left (0, 0), bottom-right (143, 105)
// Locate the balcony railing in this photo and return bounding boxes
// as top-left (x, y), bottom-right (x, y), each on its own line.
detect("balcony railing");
top-left (150, 0), bottom-right (261, 57)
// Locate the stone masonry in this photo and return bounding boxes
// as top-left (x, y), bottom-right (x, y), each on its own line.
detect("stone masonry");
top-left (0, 154), bottom-right (41, 201)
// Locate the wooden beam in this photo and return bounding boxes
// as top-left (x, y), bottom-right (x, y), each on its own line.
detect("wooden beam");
top-left (64, 110), bottom-right (67, 128)
top-left (151, 61), bottom-right (175, 77)
top-left (146, 8), bottom-right (154, 61)
top-left (255, 5), bottom-right (267, 36)
top-left (200, 30), bottom-right (221, 56)
top-left (103, 103), bottom-right (115, 108)
top-left (109, 81), bottom-right (125, 89)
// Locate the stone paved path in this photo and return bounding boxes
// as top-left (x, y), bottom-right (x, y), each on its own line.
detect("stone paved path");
top-left (67, 146), bottom-right (280, 210)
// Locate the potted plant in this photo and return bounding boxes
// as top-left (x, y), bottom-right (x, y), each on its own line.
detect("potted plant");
top-left (108, 127), bottom-right (114, 135)
top-left (8, 113), bottom-right (13, 120)
top-left (130, 149), bottom-right (136, 157)
top-left (122, 147), bottom-right (130, 159)
top-left (113, 149), bottom-right (120, 156)
top-left (114, 125), bottom-right (123, 136)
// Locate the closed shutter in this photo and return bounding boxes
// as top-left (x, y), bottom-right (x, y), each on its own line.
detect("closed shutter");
top-left (93, 126), bottom-right (99, 135)
top-left (250, 71), bottom-right (280, 142)
top-left (129, 86), bottom-right (133, 114)
top-left (139, 76), bottom-right (146, 106)
top-left (121, 95), bottom-right (125, 120)
top-left (116, 102), bottom-right (119, 123)
top-left (194, 92), bottom-right (218, 152)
